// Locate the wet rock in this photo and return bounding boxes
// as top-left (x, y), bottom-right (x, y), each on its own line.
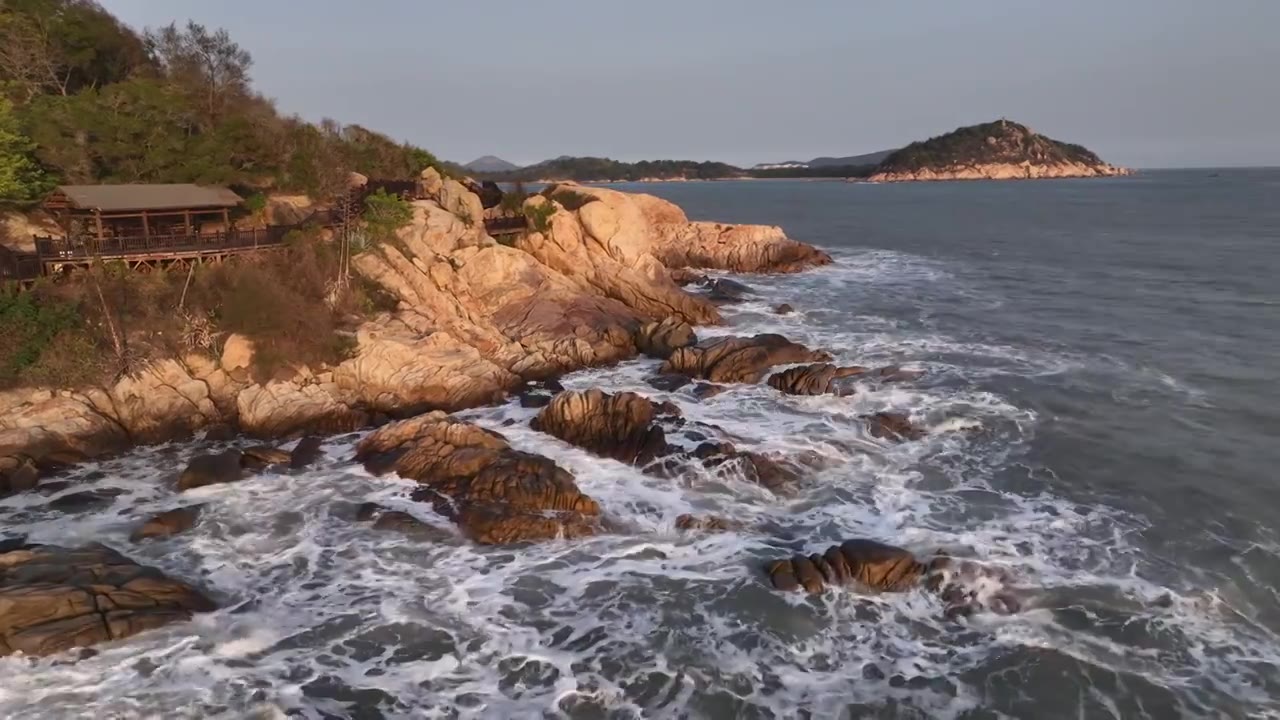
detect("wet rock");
top-left (202, 423), bottom-right (236, 442)
top-left (239, 445), bottom-right (291, 471)
top-left (0, 456), bottom-right (40, 496)
top-left (875, 365), bottom-right (926, 383)
top-left (355, 413), bottom-right (600, 544)
top-left (177, 450), bottom-right (246, 491)
top-left (690, 382), bottom-right (727, 400)
top-left (660, 334), bottom-right (831, 384)
top-left (354, 502), bottom-right (452, 539)
top-left (653, 220), bottom-right (833, 274)
top-left (289, 436), bottom-right (325, 469)
top-left (704, 277), bottom-right (753, 303)
top-left (773, 303), bottom-right (795, 315)
top-left (531, 390), bottom-right (670, 466)
top-left (0, 543), bottom-right (215, 657)
top-left (635, 318), bottom-right (697, 360)
top-left (674, 514), bottom-right (741, 533)
top-left (131, 506), bottom-right (204, 541)
top-left (647, 374), bottom-right (692, 392)
top-left (864, 412), bottom-right (925, 442)
top-left (46, 488), bottom-right (125, 512)
top-left (767, 538), bottom-right (926, 594)
top-left (668, 268), bottom-right (706, 287)
top-left (766, 363), bottom-right (868, 396)
top-left (695, 444), bottom-right (798, 492)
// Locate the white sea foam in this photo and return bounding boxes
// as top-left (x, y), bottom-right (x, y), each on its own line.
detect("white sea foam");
top-left (1, 249), bottom-right (1276, 718)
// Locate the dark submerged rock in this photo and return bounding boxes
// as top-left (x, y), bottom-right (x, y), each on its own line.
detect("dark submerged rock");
top-left (704, 278), bottom-right (753, 303)
top-left (289, 436), bottom-right (325, 470)
top-left (131, 505), bottom-right (204, 541)
top-left (773, 303), bottom-right (795, 315)
top-left (176, 450), bottom-right (246, 491)
top-left (647, 374), bottom-right (692, 392)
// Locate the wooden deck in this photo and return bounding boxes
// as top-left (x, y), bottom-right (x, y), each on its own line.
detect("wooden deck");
top-left (2, 195), bottom-right (532, 286)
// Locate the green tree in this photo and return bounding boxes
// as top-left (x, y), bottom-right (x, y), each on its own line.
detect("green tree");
top-left (0, 96), bottom-right (50, 203)
top-left (144, 20), bottom-right (251, 129)
top-left (0, 0), bottom-right (148, 102)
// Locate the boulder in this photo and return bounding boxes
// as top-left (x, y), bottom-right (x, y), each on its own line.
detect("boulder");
top-left (647, 374), bottom-right (692, 393)
top-left (773, 303), bottom-right (795, 315)
top-left (652, 221), bottom-right (833, 274)
top-left (691, 382), bottom-right (727, 401)
top-left (289, 436), bottom-right (325, 469)
top-left (355, 413), bottom-right (600, 544)
top-left (864, 412), bottom-right (925, 442)
top-left (354, 502), bottom-right (452, 539)
top-left (0, 456), bottom-right (39, 496)
top-left (239, 445), bottom-right (291, 471)
top-left (236, 381), bottom-right (367, 439)
top-left (661, 334), bottom-right (832, 384)
top-left (766, 539), bottom-right (1023, 617)
top-left (674, 514), bottom-right (741, 533)
top-left (176, 450), bottom-right (246, 491)
top-left (704, 278), bottom-right (753, 303)
top-left (766, 363), bottom-right (867, 396)
top-left (0, 543), bottom-right (215, 656)
top-left (635, 318), bottom-right (697, 359)
top-left (531, 390), bottom-right (669, 466)
top-left (131, 506), bottom-right (204, 541)
top-left (767, 539), bottom-right (926, 594)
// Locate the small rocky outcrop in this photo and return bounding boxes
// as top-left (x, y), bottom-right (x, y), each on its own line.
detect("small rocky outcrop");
top-left (289, 436), bottom-right (325, 469)
top-left (652, 221), bottom-right (834, 274)
top-left (773, 303), bottom-right (795, 315)
top-left (532, 390), bottom-right (797, 490)
top-left (0, 543), bottom-right (215, 657)
top-left (661, 334), bottom-right (832, 384)
top-left (354, 502), bottom-right (453, 540)
top-left (647, 374), bottom-right (692, 393)
top-left (354, 413), bottom-right (601, 544)
top-left (176, 444), bottom-right (292, 491)
top-left (703, 278), bottom-right (753, 303)
top-left (766, 538), bottom-right (1023, 617)
top-left (864, 412), bottom-right (925, 442)
top-left (531, 390), bottom-right (670, 466)
top-left (130, 506), bottom-right (204, 541)
top-left (674, 514), bottom-right (741, 533)
top-left (766, 363), bottom-right (868, 396)
top-left (767, 539), bottom-right (929, 594)
top-left (635, 318), bottom-right (697, 360)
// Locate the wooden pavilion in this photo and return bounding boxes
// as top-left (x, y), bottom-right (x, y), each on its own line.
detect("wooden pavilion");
top-left (43, 184), bottom-right (245, 241)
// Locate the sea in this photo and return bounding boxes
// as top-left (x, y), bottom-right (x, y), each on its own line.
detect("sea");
top-left (2, 169), bottom-right (1278, 719)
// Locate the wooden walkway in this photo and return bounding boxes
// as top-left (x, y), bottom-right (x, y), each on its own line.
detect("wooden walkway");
top-left (2, 195), bottom-right (532, 286)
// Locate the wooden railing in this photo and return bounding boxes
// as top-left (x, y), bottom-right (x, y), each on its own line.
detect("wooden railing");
top-left (0, 245), bottom-right (43, 282)
top-left (33, 226), bottom-right (292, 260)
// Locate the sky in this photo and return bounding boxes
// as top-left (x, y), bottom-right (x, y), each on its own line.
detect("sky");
top-left (101, 0), bottom-right (1280, 169)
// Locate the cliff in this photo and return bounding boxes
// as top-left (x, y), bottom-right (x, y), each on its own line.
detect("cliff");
top-left (868, 120), bottom-right (1128, 182)
top-left (0, 172), bottom-right (830, 494)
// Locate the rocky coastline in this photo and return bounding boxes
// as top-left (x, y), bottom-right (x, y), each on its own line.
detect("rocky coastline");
top-left (868, 160), bottom-right (1130, 183)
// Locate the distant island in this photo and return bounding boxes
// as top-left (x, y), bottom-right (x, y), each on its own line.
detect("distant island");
top-left (465, 121), bottom-right (1125, 184)
top-left (868, 120), bottom-right (1128, 182)
top-left (463, 155), bottom-right (520, 173)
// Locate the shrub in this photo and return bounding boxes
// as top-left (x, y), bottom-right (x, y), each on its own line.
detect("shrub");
top-left (0, 288), bottom-right (83, 386)
top-left (523, 201), bottom-right (557, 234)
top-left (545, 187), bottom-right (597, 212)
top-left (363, 188), bottom-right (413, 240)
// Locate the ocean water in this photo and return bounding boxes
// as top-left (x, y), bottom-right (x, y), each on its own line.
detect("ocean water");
top-left (3, 170), bottom-right (1279, 718)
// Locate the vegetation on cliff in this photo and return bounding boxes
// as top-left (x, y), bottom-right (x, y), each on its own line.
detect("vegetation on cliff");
top-left (873, 119), bottom-right (1108, 175)
top-left (0, 0), bottom-right (444, 205)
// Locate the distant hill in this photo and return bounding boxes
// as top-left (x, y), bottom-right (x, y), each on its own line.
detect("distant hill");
top-left (463, 156), bottom-right (520, 173)
top-left (870, 120), bottom-right (1127, 181)
top-left (807, 150), bottom-right (894, 168)
top-left (473, 157), bottom-right (744, 182)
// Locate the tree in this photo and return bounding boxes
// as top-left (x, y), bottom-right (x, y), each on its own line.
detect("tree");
top-left (144, 21), bottom-right (251, 128)
top-left (0, 96), bottom-right (51, 204)
top-left (0, 0), bottom-right (149, 102)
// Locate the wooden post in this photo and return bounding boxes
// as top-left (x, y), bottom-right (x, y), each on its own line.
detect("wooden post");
top-left (142, 210), bottom-right (150, 249)
top-left (183, 209), bottom-right (191, 237)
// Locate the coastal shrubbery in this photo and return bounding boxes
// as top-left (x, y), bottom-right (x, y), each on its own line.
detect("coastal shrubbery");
top-left (0, 1), bottom-right (448, 206)
top-left (0, 228), bottom-right (394, 389)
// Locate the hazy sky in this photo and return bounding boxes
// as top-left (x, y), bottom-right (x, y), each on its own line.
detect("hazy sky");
top-left (101, 0), bottom-right (1279, 168)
